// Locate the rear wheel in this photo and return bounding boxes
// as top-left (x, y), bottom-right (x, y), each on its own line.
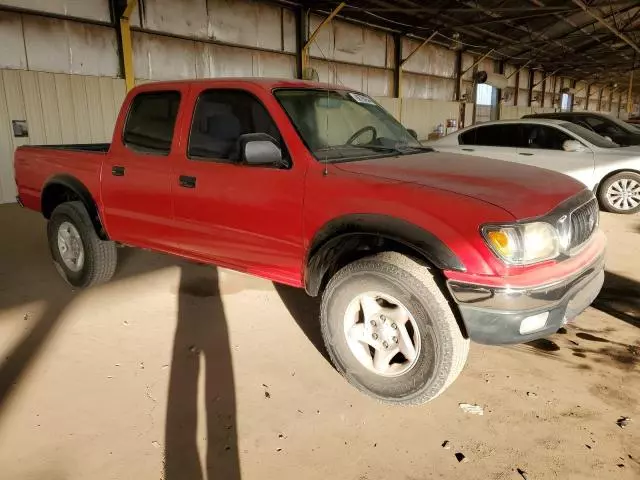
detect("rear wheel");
top-left (598, 172), bottom-right (640, 214)
top-left (47, 201), bottom-right (117, 288)
top-left (320, 252), bottom-right (469, 405)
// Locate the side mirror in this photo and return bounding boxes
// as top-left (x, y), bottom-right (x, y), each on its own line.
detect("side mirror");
top-left (562, 140), bottom-right (587, 152)
top-left (603, 135), bottom-right (613, 142)
top-left (407, 129), bottom-right (418, 140)
top-left (239, 133), bottom-right (285, 167)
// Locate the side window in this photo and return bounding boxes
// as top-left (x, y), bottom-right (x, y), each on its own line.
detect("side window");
top-left (188, 89), bottom-right (284, 163)
top-left (474, 125), bottom-right (521, 147)
top-left (522, 125), bottom-right (571, 150)
top-left (123, 91), bottom-right (180, 155)
top-left (585, 116), bottom-right (623, 136)
top-left (458, 128), bottom-right (477, 145)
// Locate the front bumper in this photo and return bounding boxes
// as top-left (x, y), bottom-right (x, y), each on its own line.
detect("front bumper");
top-left (447, 246), bottom-right (605, 345)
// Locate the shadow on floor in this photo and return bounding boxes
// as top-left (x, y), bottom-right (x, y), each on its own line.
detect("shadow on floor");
top-left (164, 264), bottom-right (240, 480)
top-left (0, 205), bottom-right (240, 479)
top-left (592, 271), bottom-right (640, 328)
top-left (273, 283), bottom-right (330, 363)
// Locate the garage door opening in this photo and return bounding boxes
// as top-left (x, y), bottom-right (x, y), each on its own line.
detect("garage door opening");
top-left (475, 83), bottom-right (497, 123)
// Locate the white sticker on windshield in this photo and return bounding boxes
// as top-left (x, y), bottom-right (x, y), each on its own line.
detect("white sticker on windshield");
top-left (349, 92), bottom-right (377, 105)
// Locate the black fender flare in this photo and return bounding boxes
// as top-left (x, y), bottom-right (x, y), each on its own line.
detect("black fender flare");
top-left (304, 214), bottom-right (465, 296)
top-left (41, 174), bottom-right (108, 240)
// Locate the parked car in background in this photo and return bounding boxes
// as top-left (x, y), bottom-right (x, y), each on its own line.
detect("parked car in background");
top-left (523, 112), bottom-right (640, 146)
top-left (14, 78), bottom-right (605, 405)
top-left (430, 118), bottom-right (640, 214)
top-left (626, 116), bottom-right (640, 127)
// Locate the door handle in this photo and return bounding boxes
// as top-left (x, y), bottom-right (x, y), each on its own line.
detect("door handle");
top-left (518, 152), bottom-right (534, 156)
top-left (179, 175), bottom-right (197, 189)
top-left (111, 165), bottom-right (125, 176)
top-left (462, 148), bottom-right (475, 151)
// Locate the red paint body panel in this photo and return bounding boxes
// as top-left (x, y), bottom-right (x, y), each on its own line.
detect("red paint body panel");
top-left (13, 77), bottom-right (599, 290)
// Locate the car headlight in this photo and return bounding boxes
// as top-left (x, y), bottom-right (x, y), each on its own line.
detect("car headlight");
top-left (481, 222), bottom-right (560, 265)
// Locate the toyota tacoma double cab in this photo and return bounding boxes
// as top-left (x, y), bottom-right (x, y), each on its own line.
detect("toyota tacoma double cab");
top-left (14, 78), bottom-right (606, 404)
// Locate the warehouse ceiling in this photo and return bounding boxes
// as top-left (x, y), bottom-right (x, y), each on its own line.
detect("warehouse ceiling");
top-left (292, 0), bottom-right (640, 88)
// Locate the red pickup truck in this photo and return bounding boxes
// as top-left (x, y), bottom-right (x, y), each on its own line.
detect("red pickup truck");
top-left (14, 78), bottom-right (605, 404)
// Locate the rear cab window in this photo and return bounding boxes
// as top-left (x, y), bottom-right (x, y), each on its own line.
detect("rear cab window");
top-left (123, 91), bottom-right (181, 155)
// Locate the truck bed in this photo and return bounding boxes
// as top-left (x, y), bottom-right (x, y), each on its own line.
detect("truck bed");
top-left (14, 144), bottom-right (106, 212)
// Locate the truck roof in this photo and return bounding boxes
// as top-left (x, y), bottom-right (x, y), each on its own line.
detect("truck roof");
top-left (135, 77), bottom-right (349, 92)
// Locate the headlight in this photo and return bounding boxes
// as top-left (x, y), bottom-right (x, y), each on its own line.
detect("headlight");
top-left (482, 222), bottom-right (560, 265)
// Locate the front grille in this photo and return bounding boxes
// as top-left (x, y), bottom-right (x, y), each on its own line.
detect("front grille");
top-left (569, 198), bottom-right (599, 250)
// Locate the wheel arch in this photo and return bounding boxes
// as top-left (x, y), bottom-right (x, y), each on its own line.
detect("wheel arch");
top-left (594, 168), bottom-right (640, 195)
top-left (41, 175), bottom-right (108, 240)
top-left (304, 214), bottom-right (465, 297)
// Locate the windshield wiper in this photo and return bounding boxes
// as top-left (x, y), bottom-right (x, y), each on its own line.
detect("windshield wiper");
top-left (353, 144), bottom-right (434, 155)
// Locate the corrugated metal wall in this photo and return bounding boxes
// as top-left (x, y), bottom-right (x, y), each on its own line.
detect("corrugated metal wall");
top-left (0, 69), bottom-right (126, 203)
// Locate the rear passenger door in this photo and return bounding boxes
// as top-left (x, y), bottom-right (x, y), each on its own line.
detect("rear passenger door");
top-left (171, 86), bottom-right (305, 284)
top-left (102, 88), bottom-right (187, 249)
top-left (457, 124), bottom-right (521, 162)
top-left (517, 124), bottom-right (595, 186)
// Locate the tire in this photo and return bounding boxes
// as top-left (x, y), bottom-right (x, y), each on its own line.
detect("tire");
top-left (47, 201), bottom-right (117, 288)
top-left (320, 252), bottom-right (469, 405)
top-left (598, 171), bottom-right (640, 214)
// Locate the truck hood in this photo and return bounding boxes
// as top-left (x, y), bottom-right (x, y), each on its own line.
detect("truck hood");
top-left (333, 151), bottom-right (585, 219)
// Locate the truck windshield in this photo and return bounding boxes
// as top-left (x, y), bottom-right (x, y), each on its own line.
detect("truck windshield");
top-left (274, 89), bottom-right (423, 162)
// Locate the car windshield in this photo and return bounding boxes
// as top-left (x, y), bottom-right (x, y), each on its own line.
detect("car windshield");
top-left (560, 122), bottom-right (620, 148)
top-left (274, 89), bottom-right (424, 162)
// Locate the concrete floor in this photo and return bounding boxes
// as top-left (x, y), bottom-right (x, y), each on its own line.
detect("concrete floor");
top-left (0, 204), bottom-right (638, 480)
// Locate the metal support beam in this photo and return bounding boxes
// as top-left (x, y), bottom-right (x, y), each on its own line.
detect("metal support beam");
top-left (454, 49), bottom-right (463, 102)
top-left (532, 69), bottom-right (560, 89)
top-left (295, 7), bottom-right (307, 79)
top-left (541, 74), bottom-right (546, 107)
top-left (301, 2), bottom-right (345, 76)
top-left (397, 31), bottom-right (437, 98)
top-left (629, 69), bottom-right (635, 113)
top-left (572, 0), bottom-right (640, 56)
top-left (120, 0), bottom-right (137, 92)
top-left (597, 87), bottom-right (604, 111)
top-left (506, 60), bottom-right (532, 80)
top-left (618, 91), bottom-right (623, 117)
top-left (393, 33), bottom-right (402, 98)
top-left (585, 83), bottom-right (591, 110)
top-left (400, 31), bottom-right (438, 68)
top-left (462, 50), bottom-right (494, 76)
top-left (514, 69), bottom-right (520, 106)
top-left (609, 89), bottom-right (614, 113)
top-left (527, 69), bottom-right (534, 107)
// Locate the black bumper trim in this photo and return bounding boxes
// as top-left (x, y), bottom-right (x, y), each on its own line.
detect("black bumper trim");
top-left (451, 262), bottom-right (605, 345)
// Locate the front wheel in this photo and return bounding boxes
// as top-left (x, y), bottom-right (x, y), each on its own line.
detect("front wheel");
top-left (320, 252), bottom-right (469, 405)
top-left (47, 201), bottom-right (117, 288)
top-left (598, 172), bottom-right (640, 214)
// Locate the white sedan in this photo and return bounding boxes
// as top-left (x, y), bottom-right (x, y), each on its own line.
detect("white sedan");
top-left (430, 118), bottom-right (640, 214)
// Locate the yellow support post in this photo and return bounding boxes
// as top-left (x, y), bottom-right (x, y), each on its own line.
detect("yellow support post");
top-left (120, 0), bottom-right (138, 92)
top-left (301, 2), bottom-right (345, 77)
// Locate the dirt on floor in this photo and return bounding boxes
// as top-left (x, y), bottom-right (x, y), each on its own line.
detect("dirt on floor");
top-left (0, 204), bottom-right (638, 480)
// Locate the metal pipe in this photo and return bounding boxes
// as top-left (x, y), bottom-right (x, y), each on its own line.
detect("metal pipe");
top-left (506, 60), bottom-right (532, 80)
top-left (301, 2), bottom-right (345, 77)
top-left (120, 0), bottom-right (137, 92)
top-left (572, 0), bottom-right (640, 55)
top-left (400, 31), bottom-right (437, 67)
top-left (462, 49), bottom-right (495, 76)
top-left (532, 69), bottom-right (560, 89)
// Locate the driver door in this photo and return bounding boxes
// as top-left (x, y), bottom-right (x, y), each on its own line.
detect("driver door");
top-left (170, 85), bottom-right (305, 283)
top-left (517, 124), bottom-right (595, 188)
